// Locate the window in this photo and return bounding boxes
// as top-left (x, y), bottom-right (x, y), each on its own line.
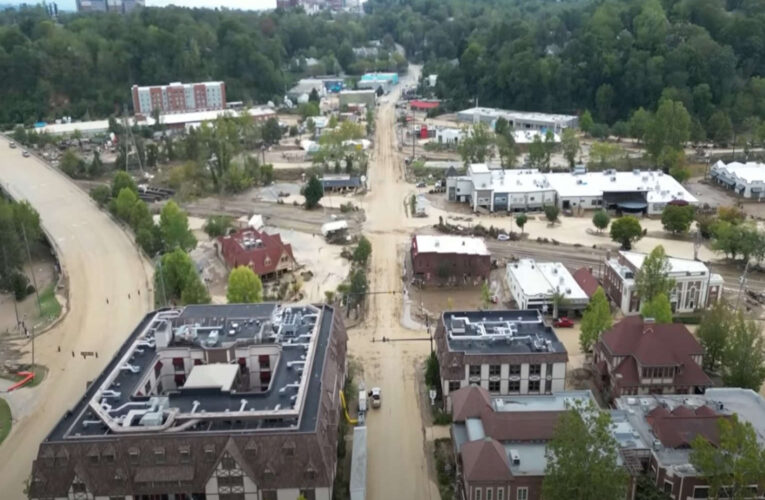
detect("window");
top-left (486, 488), bottom-right (493, 500)
top-left (497, 488), bottom-right (505, 500)
top-left (469, 365), bottom-right (481, 377)
top-left (489, 380), bottom-right (500, 393)
top-left (449, 381), bottom-right (461, 392)
top-left (179, 446), bottom-right (191, 464)
top-left (546, 363), bottom-right (553, 377)
top-left (528, 380), bottom-right (540, 392)
top-left (508, 380), bottom-right (520, 392)
top-left (517, 487), bottom-right (528, 500)
top-left (489, 365), bottom-right (501, 377)
top-left (154, 447), bottom-right (166, 464)
top-left (664, 480), bottom-right (673, 494)
top-left (474, 488), bottom-right (482, 500)
top-left (529, 364), bottom-right (541, 376)
top-left (509, 365), bottom-right (521, 376)
top-left (692, 486), bottom-right (709, 499)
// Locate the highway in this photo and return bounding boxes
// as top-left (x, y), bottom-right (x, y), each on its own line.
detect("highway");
top-left (0, 137), bottom-right (153, 497)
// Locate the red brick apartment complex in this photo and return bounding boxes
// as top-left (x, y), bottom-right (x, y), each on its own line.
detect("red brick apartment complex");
top-left (410, 235), bottom-right (491, 285)
top-left (132, 81), bottom-right (226, 116)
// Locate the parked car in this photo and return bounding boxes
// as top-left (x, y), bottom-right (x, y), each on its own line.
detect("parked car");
top-left (22, 151), bottom-right (30, 157)
top-left (553, 317), bottom-right (574, 328)
top-left (9, 142), bottom-right (16, 148)
top-left (416, 181), bottom-right (426, 188)
top-left (497, 233), bottom-right (510, 241)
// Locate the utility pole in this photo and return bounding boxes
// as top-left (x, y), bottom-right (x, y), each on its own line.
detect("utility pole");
top-left (21, 224), bottom-right (41, 315)
top-left (736, 260), bottom-right (750, 310)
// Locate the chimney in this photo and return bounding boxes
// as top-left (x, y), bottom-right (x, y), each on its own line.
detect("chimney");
top-left (643, 317), bottom-right (655, 335)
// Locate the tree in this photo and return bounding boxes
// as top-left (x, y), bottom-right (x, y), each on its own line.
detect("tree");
top-left (159, 200), bottom-right (196, 251)
top-left (544, 204), bottom-right (560, 223)
top-left (711, 222), bottom-right (762, 262)
top-left (528, 135), bottom-right (546, 170)
top-left (579, 287), bottom-right (612, 353)
top-left (226, 266), bottom-right (263, 303)
top-left (645, 99), bottom-right (690, 164)
top-left (691, 415), bottom-right (765, 500)
top-left (308, 88), bottom-right (320, 103)
top-left (352, 236), bottom-right (372, 266)
top-left (629, 107), bottom-right (652, 142)
top-left (155, 248), bottom-right (207, 306)
top-left (561, 128), bottom-right (580, 168)
top-left (579, 110), bottom-right (594, 135)
top-left (89, 185), bottom-right (112, 208)
top-left (112, 171), bottom-right (138, 198)
top-left (721, 312), bottom-right (765, 391)
top-left (661, 204), bottom-right (695, 234)
top-left (588, 142), bottom-right (623, 169)
top-left (262, 117), bottom-right (282, 145)
top-left (348, 269), bottom-right (367, 307)
top-left (610, 216), bottom-right (643, 249)
top-left (640, 293), bottom-right (673, 323)
top-left (12, 200), bottom-right (42, 243)
top-left (129, 199), bottom-right (153, 231)
top-left (425, 351), bottom-right (440, 389)
top-left (113, 187), bottom-right (139, 222)
top-left (303, 174), bottom-right (324, 209)
top-left (497, 133), bottom-right (517, 168)
top-left (59, 149), bottom-right (84, 178)
top-left (543, 399), bottom-right (628, 500)
top-left (697, 301), bottom-right (732, 372)
top-left (717, 206), bottom-right (746, 225)
top-left (706, 110), bottom-right (733, 146)
top-left (180, 274), bottom-right (211, 305)
top-left (592, 210), bottom-right (610, 232)
top-left (203, 215), bottom-right (233, 238)
top-left (458, 123), bottom-right (494, 165)
top-left (481, 282), bottom-right (492, 309)
top-left (634, 246), bottom-right (674, 302)
top-left (515, 213), bottom-right (528, 234)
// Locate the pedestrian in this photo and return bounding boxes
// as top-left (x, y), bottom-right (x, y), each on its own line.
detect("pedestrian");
top-left (137, 290), bottom-right (141, 296)
top-left (95, 352), bottom-right (98, 359)
top-left (71, 351), bottom-right (75, 358)
top-left (128, 293), bottom-right (131, 300)
top-left (106, 297), bottom-right (109, 304)
top-left (57, 346), bottom-right (61, 353)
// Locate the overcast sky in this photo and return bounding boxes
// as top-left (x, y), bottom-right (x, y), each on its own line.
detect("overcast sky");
top-left (7, 0), bottom-right (276, 11)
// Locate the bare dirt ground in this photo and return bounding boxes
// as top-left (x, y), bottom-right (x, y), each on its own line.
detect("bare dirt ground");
top-left (0, 137), bottom-right (154, 497)
top-left (347, 64), bottom-right (442, 500)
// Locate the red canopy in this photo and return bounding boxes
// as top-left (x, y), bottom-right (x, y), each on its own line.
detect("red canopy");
top-left (410, 100), bottom-right (440, 110)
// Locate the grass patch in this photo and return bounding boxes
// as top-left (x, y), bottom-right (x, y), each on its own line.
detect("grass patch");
top-left (38, 284), bottom-right (61, 321)
top-left (0, 364), bottom-right (48, 388)
top-left (0, 398), bottom-right (11, 445)
top-left (434, 438), bottom-right (457, 500)
top-left (673, 314), bottom-right (702, 325)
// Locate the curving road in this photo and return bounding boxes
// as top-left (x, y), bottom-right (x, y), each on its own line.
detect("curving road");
top-left (0, 137), bottom-right (154, 497)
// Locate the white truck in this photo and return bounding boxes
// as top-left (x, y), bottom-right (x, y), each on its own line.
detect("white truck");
top-left (370, 387), bottom-right (381, 409)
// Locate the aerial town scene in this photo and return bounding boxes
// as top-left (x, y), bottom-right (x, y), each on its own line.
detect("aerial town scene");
top-left (1, 0), bottom-right (765, 499)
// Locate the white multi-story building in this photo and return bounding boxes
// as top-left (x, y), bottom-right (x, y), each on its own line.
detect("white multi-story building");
top-left (603, 250), bottom-right (723, 315)
top-left (710, 160), bottom-right (765, 199)
top-left (505, 259), bottom-right (590, 312)
top-left (435, 309), bottom-right (568, 411)
top-left (456, 107), bottom-right (578, 133)
top-left (446, 166), bottom-right (697, 215)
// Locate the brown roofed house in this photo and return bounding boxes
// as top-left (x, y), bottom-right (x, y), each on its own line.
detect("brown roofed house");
top-left (218, 228), bottom-right (296, 280)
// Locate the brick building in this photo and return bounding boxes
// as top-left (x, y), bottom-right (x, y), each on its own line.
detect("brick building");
top-left (29, 303), bottom-right (348, 500)
top-left (435, 309), bottom-right (568, 411)
top-left (593, 316), bottom-right (712, 400)
top-left (218, 228), bottom-right (296, 281)
top-left (410, 235), bottom-right (490, 286)
top-left (603, 250), bottom-right (723, 315)
top-left (132, 81), bottom-right (226, 116)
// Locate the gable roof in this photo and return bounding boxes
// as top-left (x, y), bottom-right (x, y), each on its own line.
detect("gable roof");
top-left (452, 386), bottom-right (492, 421)
top-left (461, 438), bottom-right (514, 482)
top-left (645, 405), bottom-right (728, 448)
top-left (573, 267), bottom-right (600, 298)
top-left (219, 228), bottom-right (295, 276)
top-left (601, 316), bottom-right (705, 365)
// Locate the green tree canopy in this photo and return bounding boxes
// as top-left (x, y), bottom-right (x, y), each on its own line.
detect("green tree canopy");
top-left (690, 415), bottom-right (765, 500)
top-left (543, 399), bottom-right (629, 500)
top-left (544, 204), bottom-right (560, 223)
top-left (661, 205), bottom-right (695, 234)
top-left (721, 313), bottom-right (765, 391)
top-left (303, 174), bottom-right (324, 209)
top-left (640, 293), bottom-right (673, 323)
top-left (113, 187), bottom-right (139, 222)
top-left (458, 123), bottom-right (494, 165)
top-left (697, 301), bottom-right (733, 372)
top-left (610, 216), bottom-right (643, 249)
top-left (579, 286), bottom-right (612, 353)
top-left (352, 236), bottom-right (372, 266)
top-left (155, 248), bottom-right (209, 306)
top-left (561, 128), bottom-right (580, 168)
top-left (226, 266), bottom-right (263, 303)
top-left (592, 210), bottom-right (610, 232)
top-left (515, 213), bottom-right (528, 233)
top-left (203, 215), bottom-right (233, 238)
top-left (634, 246), bottom-right (675, 301)
top-left (159, 201), bottom-right (196, 251)
top-left (112, 171), bottom-right (138, 199)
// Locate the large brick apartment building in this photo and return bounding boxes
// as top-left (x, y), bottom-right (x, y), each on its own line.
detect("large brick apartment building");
top-left (132, 81), bottom-right (226, 116)
top-left (410, 235), bottom-right (491, 286)
top-left (29, 303), bottom-right (347, 500)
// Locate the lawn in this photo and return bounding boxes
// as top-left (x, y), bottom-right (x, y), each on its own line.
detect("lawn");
top-left (0, 398), bottom-right (11, 445)
top-left (38, 284), bottom-right (61, 321)
top-left (0, 365), bottom-right (48, 388)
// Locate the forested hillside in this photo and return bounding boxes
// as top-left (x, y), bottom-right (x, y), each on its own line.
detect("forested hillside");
top-left (366, 0), bottom-right (765, 139)
top-left (2, 0), bottom-right (765, 142)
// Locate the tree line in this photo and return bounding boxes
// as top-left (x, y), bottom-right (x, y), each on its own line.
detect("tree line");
top-left (0, 196), bottom-right (43, 300)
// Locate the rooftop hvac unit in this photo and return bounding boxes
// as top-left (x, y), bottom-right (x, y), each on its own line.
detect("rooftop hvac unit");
top-left (611, 176), bottom-right (616, 182)
top-left (510, 449), bottom-right (521, 466)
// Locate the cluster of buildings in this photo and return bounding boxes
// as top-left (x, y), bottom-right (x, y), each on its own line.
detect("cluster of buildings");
top-left (29, 303), bottom-right (348, 499)
top-left (132, 81), bottom-right (227, 117)
top-left (710, 160), bottom-right (765, 200)
top-left (456, 107), bottom-right (578, 134)
top-left (357, 73), bottom-right (399, 94)
top-left (446, 165), bottom-right (698, 215)
top-left (286, 78), bottom-right (345, 103)
top-left (76, 0), bottom-right (143, 13)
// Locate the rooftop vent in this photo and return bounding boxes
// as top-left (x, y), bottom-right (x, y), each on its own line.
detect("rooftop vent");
top-left (509, 449), bottom-right (521, 466)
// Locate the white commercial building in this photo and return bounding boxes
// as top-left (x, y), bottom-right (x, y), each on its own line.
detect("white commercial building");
top-left (456, 107), bottom-right (578, 133)
top-left (446, 166), bottom-right (697, 215)
top-left (603, 250), bottom-right (724, 315)
top-left (710, 160), bottom-right (765, 199)
top-left (435, 127), bottom-right (464, 145)
top-left (505, 259), bottom-right (590, 311)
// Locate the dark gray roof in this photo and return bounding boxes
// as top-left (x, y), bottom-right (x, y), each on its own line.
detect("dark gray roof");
top-left (320, 177), bottom-right (361, 189)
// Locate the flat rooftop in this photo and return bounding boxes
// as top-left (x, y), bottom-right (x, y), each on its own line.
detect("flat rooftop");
top-left (45, 303), bottom-right (337, 442)
top-left (458, 107), bottom-right (577, 123)
top-left (506, 259), bottom-right (589, 303)
top-left (441, 309), bottom-right (566, 356)
top-left (619, 250), bottom-right (709, 276)
top-left (412, 235), bottom-right (489, 256)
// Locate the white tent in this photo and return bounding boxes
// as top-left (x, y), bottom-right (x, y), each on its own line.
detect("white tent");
top-left (248, 214), bottom-right (265, 230)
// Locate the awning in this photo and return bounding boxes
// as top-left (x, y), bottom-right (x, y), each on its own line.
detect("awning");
top-left (617, 201), bottom-right (648, 211)
top-left (410, 100), bottom-right (440, 110)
